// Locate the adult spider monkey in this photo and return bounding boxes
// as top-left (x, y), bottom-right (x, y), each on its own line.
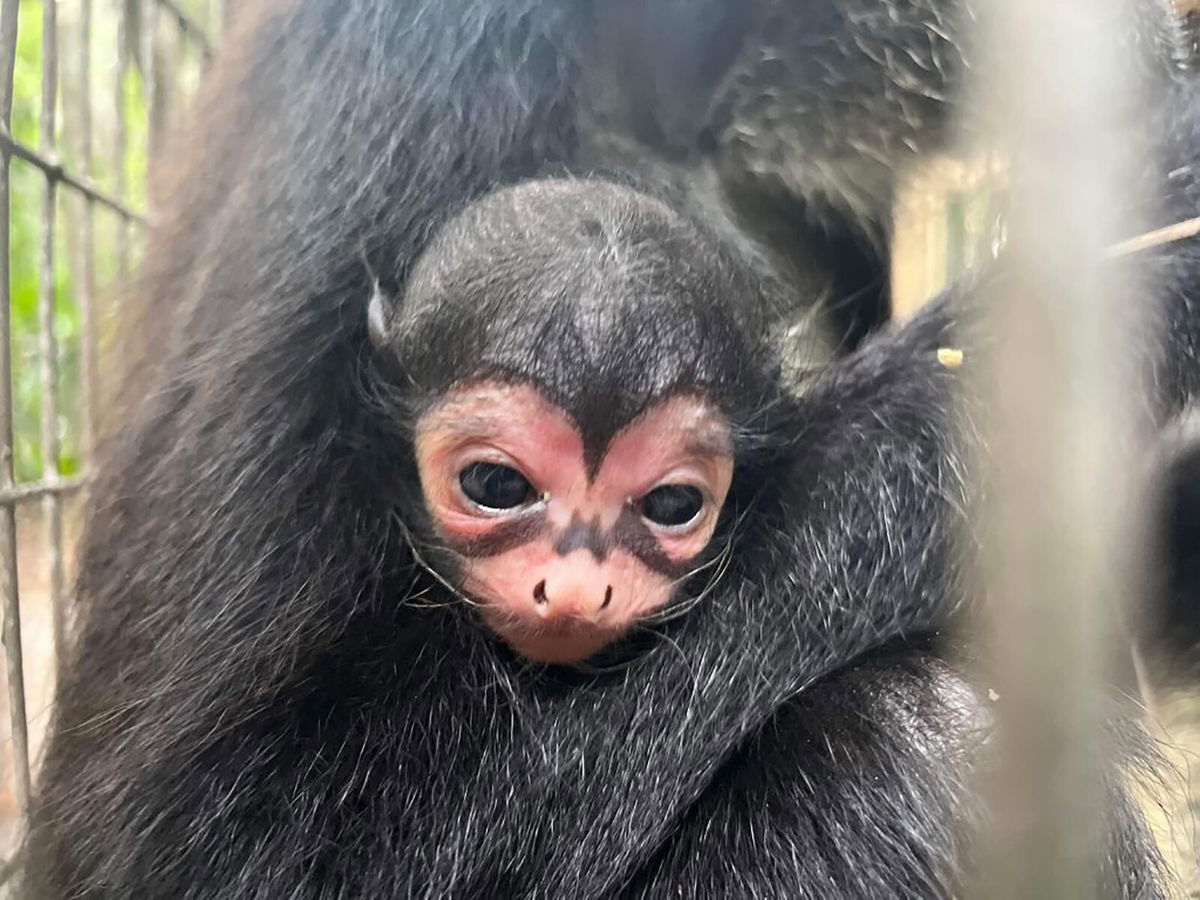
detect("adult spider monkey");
top-left (23, 0), bottom-right (1200, 896)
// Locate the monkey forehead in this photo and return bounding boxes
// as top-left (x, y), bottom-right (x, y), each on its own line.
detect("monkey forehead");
top-left (391, 180), bottom-right (772, 436)
top-left (415, 380), bottom-right (734, 463)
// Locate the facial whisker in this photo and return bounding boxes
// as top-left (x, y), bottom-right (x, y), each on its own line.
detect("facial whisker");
top-left (644, 537), bottom-right (736, 626)
top-left (397, 584), bottom-right (459, 609)
top-left (645, 498), bottom-right (752, 626)
top-left (663, 503), bottom-right (751, 591)
top-left (646, 565), bottom-right (728, 625)
top-left (391, 511), bottom-right (479, 609)
top-left (666, 540), bottom-right (727, 590)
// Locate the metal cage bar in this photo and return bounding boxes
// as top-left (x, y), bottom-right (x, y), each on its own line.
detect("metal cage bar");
top-left (40, 0), bottom-right (66, 693)
top-left (76, 0), bottom-right (96, 456)
top-left (0, 0), bottom-right (28, 828)
top-left (0, 131), bottom-right (142, 224)
top-left (114, 0), bottom-right (131, 281)
top-left (143, 2), bottom-right (162, 168)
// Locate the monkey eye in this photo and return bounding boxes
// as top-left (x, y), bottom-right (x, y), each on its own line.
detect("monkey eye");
top-left (638, 485), bottom-right (705, 528)
top-left (458, 462), bottom-right (535, 511)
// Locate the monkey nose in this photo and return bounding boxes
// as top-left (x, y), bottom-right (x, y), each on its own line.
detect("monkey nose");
top-left (532, 579), bottom-right (614, 618)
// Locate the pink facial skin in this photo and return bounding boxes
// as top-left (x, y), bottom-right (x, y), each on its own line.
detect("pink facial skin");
top-left (415, 381), bottom-right (734, 664)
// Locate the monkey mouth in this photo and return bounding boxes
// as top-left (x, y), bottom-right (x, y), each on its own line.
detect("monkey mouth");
top-left (486, 612), bottom-right (627, 665)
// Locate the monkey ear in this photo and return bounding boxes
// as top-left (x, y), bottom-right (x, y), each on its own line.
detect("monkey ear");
top-left (367, 282), bottom-right (393, 349)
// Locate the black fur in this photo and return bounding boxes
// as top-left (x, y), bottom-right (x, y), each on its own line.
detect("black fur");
top-left (21, 0), bottom-right (1200, 897)
top-left (1156, 439), bottom-right (1200, 668)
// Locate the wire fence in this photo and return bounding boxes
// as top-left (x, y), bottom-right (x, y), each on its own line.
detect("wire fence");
top-left (0, 0), bottom-right (220, 878)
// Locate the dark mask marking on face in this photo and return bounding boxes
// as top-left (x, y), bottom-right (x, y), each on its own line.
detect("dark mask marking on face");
top-left (612, 506), bottom-right (693, 579)
top-left (441, 511), bottom-right (548, 559)
top-left (569, 385), bottom-right (693, 481)
top-left (552, 514), bottom-right (611, 562)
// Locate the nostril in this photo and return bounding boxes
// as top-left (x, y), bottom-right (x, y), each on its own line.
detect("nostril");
top-left (533, 580), bottom-right (548, 605)
top-left (601, 585), bottom-right (613, 609)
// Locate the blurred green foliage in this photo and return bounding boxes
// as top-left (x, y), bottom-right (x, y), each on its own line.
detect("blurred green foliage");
top-left (7, 0), bottom-right (217, 482)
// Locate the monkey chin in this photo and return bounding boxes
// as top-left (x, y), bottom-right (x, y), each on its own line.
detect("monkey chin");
top-left (491, 619), bottom-right (626, 666)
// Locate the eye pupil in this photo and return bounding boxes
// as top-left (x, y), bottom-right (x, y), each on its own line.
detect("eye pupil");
top-left (459, 462), bottom-right (534, 510)
top-left (639, 485), bottom-right (704, 527)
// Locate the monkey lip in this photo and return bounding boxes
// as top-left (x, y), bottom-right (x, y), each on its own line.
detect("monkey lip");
top-left (490, 616), bottom-right (626, 665)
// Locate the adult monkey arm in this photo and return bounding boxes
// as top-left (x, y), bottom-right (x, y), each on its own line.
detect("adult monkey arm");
top-left (617, 74), bottom-right (1200, 899)
top-left (624, 651), bottom-right (1169, 900)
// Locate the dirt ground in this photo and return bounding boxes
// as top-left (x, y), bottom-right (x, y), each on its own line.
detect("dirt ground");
top-left (0, 506), bottom-right (1196, 891)
top-left (0, 504), bottom-right (78, 866)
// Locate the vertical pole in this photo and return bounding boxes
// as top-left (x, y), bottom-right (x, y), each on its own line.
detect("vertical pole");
top-left (77, 0), bottom-right (95, 455)
top-left (142, 0), bottom-right (163, 175)
top-left (115, 0), bottom-right (130, 281)
top-left (40, 0), bottom-right (66, 677)
top-left (0, 0), bottom-right (28, 820)
top-left (970, 0), bottom-right (1149, 896)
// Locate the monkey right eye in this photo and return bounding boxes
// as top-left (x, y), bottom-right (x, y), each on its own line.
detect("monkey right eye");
top-left (458, 462), bottom-right (535, 510)
top-left (639, 484), bottom-right (705, 528)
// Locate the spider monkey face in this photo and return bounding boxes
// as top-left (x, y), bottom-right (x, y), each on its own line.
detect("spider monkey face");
top-left (415, 381), bottom-right (734, 664)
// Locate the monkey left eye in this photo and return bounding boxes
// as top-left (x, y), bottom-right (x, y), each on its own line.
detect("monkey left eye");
top-left (459, 462), bottom-right (535, 510)
top-left (639, 485), bottom-right (705, 528)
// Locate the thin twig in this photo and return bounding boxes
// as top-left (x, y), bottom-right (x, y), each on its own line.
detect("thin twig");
top-left (1108, 215), bottom-right (1200, 257)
